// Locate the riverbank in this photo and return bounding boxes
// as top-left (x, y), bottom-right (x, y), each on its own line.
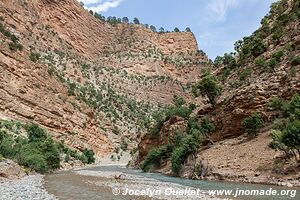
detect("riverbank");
top-left (149, 131), bottom-right (300, 188)
top-left (0, 175), bottom-right (57, 200)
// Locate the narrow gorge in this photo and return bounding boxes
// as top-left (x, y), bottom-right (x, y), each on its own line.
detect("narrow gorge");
top-left (0, 0), bottom-right (299, 199)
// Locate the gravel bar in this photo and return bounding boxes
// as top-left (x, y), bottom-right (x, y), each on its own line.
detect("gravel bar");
top-left (0, 175), bottom-right (57, 200)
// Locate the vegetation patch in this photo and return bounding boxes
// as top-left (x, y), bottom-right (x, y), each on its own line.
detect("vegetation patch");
top-left (142, 96), bottom-right (214, 175)
top-left (0, 120), bottom-right (95, 173)
top-left (268, 93), bottom-right (300, 161)
top-left (242, 112), bottom-right (263, 137)
top-left (0, 21), bottom-right (23, 51)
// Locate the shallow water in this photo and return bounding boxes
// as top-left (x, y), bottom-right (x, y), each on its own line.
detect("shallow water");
top-left (45, 165), bottom-right (299, 200)
top-left (44, 170), bottom-right (149, 200)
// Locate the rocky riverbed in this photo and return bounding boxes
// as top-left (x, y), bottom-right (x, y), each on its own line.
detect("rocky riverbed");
top-left (74, 167), bottom-right (220, 200)
top-left (0, 175), bottom-right (57, 200)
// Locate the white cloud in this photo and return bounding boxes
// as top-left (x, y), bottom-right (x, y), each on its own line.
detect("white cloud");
top-left (207, 0), bottom-right (238, 22)
top-left (80, 0), bottom-right (124, 13)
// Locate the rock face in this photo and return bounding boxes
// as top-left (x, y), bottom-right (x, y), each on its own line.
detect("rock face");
top-left (138, 116), bottom-right (187, 161)
top-left (0, 0), bottom-right (209, 155)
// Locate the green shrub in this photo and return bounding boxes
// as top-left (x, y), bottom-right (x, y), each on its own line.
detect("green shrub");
top-left (9, 42), bottom-right (23, 51)
top-left (141, 145), bottom-right (172, 171)
top-left (291, 56), bottom-right (300, 66)
top-left (26, 124), bottom-right (47, 142)
top-left (290, 66), bottom-right (297, 77)
top-left (0, 133), bottom-right (16, 158)
top-left (0, 154), bottom-right (4, 161)
top-left (267, 58), bottom-right (278, 70)
top-left (172, 95), bottom-right (186, 107)
top-left (250, 37), bottom-right (267, 57)
top-left (270, 120), bottom-right (300, 158)
top-left (255, 57), bottom-right (267, 69)
top-left (267, 97), bottom-right (285, 110)
top-left (114, 146), bottom-right (120, 154)
top-left (242, 112), bottom-right (263, 137)
top-left (166, 106), bottom-right (192, 120)
top-left (256, 57), bottom-right (279, 72)
top-left (0, 120), bottom-right (14, 130)
top-left (281, 120), bottom-right (300, 151)
top-left (0, 121), bottom-right (95, 172)
top-left (272, 50), bottom-right (284, 62)
top-left (120, 138), bottom-right (128, 151)
top-left (288, 93), bottom-right (300, 120)
top-left (200, 118), bottom-right (215, 136)
top-left (192, 72), bottom-right (221, 107)
top-left (269, 93), bottom-right (300, 160)
top-left (29, 52), bottom-right (41, 63)
top-left (18, 144), bottom-right (48, 173)
top-left (272, 28), bottom-right (284, 43)
top-left (239, 68), bottom-right (252, 81)
top-left (171, 146), bottom-right (185, 175)
top-left (82, 149), bottom-right (95, 164)
top-left (269, 130), bottom-right (286, 151)
top-left (142, 147), bottom-right (164, 171)
top-left (38, 138), bottom-right (60, 170)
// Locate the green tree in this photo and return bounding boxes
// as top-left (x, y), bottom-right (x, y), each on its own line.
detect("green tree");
top-left (250, 37), bottom-right (267, 57)
top-left (281, 120), bottom-right (300, 152)
top-left (172, 95), bottom-right (186, 107)
top-left (270, 121), bottom-right (300, 160)
top-left (174, 27), bottom-right (180, 32)
top-left (94, 13), bottom-right (105, 21)
top-left (291, 56), bottom-right (300, 66)
top-left (192, 72), bottom-right (221, 107)
top-left (39, 137), bottom-right (60, 170)
top-left (185, 27), bottom-right (191, 32)
top-left (200, 118), bottom-right (215, 136)
top-left (242, 112), bottom-right (263, 137)
top-left (133, 17), bottom-right (140, 24)
top-left (171, 146), bottom-right (185, 175)
top-left (234, 40), bottom-right (243, 52)
top-left (18, 144), bottom-right (48, 173)
top-left (122, 17), bottom-right (129, 23)
top-left (83, 149), bottom-right (95, 164)
top-left (159, 27), bottom-right (165, 33)
top-left (213, 56), bottom-right (223, 67)
top-left (26, 124), bottom-right (47, 143)
top-left (29, 52), bottom-right (41, 63)
top-left (150, 25), bottom-right (156, 32)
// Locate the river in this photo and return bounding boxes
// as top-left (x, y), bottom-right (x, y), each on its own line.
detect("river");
top-left (44, 165), bottom-right (299, 200)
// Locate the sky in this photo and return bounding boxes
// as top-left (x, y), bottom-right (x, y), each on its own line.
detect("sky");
top-left (78, 0), bottom-right (277, 60)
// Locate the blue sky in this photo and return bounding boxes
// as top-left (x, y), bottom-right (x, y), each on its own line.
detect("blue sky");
top-left (79, 0), bottom-right (277, 59)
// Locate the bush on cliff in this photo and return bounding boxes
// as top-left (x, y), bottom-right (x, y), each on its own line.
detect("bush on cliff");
top-left (141, 145), bottom-right (172, 171)
top-left (268, 93), bottom-right (300, 160)
top-left (242, 112), bottom-right (263, 137)
top-left (142, 116), bottom-right (211, 175)
top-left (83, 149), bottom-right (95, 164)
top-left (171, 146), bottom-right (185, 175)
top-left (192, 72), bottom-right (221, 107)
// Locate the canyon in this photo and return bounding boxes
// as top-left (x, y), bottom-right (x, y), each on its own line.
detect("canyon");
top-left (0, 0), bottom-right (299, 193)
